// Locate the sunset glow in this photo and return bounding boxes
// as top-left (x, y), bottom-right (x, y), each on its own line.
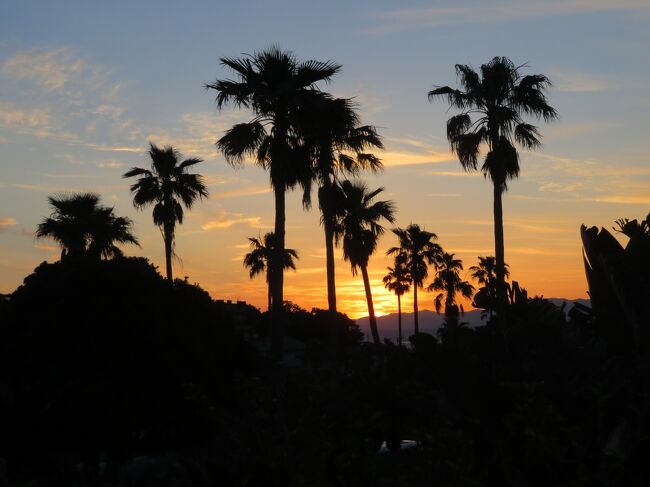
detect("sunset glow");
top-left (2, 1), bottom-right (649, 322)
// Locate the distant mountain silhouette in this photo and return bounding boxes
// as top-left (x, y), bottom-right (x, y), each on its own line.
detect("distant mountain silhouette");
top-left (355, 298), bottom-right (591, 343)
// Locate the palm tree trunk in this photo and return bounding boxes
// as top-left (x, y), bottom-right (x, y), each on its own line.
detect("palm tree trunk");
top-left (324, 219), bottom-right (337, 313)
top-left (267, 281), bottom-right (272, 312)
top-left (163, 221), bottom-right (173, 282)
top-left (413, 283), bottom-right (419, 334)
top-left (361, 265), bottom-right (380, 344)
top-left (271, 184), bottom-right (286, 359)
top-left (398, 294), bottom-right (402, 347)
top-left (493, 183), bottom-right (506, 327)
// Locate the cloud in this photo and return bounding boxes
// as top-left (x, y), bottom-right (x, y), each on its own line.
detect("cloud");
top-left (549, 70), bottom-right (618, 93)
top-left (538, 182), bottom-right (584, 193)
top-left (211, 185), bottom-right (271, 200)
top-left (367, 0), bottom-right (650, 34)
top-left (95, 161), bottom-right (124, 169)
top-left (587, 194), bottom-right (650, 205)
top-left (380, 137), bottom-right (454, 167)
top-left (0, 101), bottom-right (50, 129)
top-left (0, 217), bottom-right (17, 231)
top-left (201, 211), bottom-right (265, 230)
top-left (2, 47), bottom-right (86, 91)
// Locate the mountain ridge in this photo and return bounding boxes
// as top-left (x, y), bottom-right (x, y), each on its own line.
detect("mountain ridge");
top-left (354, 298), bottom-right (590, 343)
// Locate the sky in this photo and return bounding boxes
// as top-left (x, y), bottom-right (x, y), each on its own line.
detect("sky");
top-left (1, 0), bottom-right (649, 319)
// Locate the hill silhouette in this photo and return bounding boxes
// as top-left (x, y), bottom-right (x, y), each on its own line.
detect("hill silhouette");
top-left (356, 298), bottom-right (591, 342)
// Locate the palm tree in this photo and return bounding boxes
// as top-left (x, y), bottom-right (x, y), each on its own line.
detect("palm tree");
top-left (469, 256), bottom-right (510, 315)
top-left (428, 57), bottom-right (557, 321)
top-left (302, 97), bottom-right (384, 313)
top-left (123, 143), bottom-right (208, 282)
top-left (338, 180), bottom-right (395, 344)
top-left (383, 257), bottom-right (411, 347)
top-left (427, 252), bottom-right (474, 326)
top-left (207, 47), bottom-right (340, 357)
top-left (36, 192), bottom-right (139, 260)
top-left (243, 232), bottom-right (299, 311)
top-left (387, 224), bottom-right (441, 334)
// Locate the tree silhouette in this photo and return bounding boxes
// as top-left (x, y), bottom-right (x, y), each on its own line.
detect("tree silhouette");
top-left (428, 57), bottom-right (557, 323)
top-left (427, 252), bottom-right (474, 326)
top-left (383, 256), bottom-right (411, 346)
top-left (207, 46), bottom-right (340, 357)
top-left (469, 256), bottom-right (510, 316)
top-left (123, 143), bottom-right (208, 282)
top-left (243, 232), bottom-right (299, 311)
top-left (36, 193), bottom-right (139, 260)
top-left (387, 224), bottom-right (441, 334)
top-left (338, 180), bottom-right (395, 344)
top-left (301, 97), bottom-right (383, 313)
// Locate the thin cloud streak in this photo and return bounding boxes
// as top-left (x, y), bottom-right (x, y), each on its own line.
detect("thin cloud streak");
top-left (367, 0), bottom-right (649, 34)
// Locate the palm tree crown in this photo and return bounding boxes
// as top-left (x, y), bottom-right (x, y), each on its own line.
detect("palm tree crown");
top-left (338, 179), bottom-right (395, 344)
top-left (36, 192), bottom-right (139, 260)
top-left (301, 97), bottom-right (384, 313)
top-left (428, 56), bottom-right (557, 322)
top-left (243, 232), bottom-right (299, 311)
top-left (123, 143), bottom-right (208, 281)
top-left (469, 256), bottom-right (510, 313)
top-left (207, 47), bottom-right (341, 359)
top-left (387, 224), bottom-right (441, 334)
top-left (427, 252), bottom-right (475, 320)
top-left (383, 258), bottom-right (411, 347)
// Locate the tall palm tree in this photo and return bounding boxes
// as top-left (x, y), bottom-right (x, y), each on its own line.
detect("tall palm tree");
top-left (207, 46), bottom-right (340, 357)
top-left (123, 143), bottom-right (208, 282)
top-left (301, 97), bottom-right (384, 313)
top-left (427, 252), bottom-right (475, 326)
top-left (338, 180), bottom-right (395, 344)
top-left (428, 57), bottom-right (557, 321)
top-left (387, 224), bottom-right (441, 334)
top-left (243, 232), bottom-right (299, 311)
top-left (36, 192), bottom-right (139, 260)
top-left (469, 256), bottom-right (510, 315)
top-left (383, 257), bottom-right (411, 347)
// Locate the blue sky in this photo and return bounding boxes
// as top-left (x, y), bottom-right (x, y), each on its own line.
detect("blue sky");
top-left (1, 0), bottom-right (649, 316)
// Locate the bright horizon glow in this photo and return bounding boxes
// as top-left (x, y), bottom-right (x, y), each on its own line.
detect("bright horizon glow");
top-left (1, 1), bottom-right (649, 321)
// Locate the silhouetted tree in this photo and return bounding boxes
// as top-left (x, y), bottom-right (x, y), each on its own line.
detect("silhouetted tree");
top-left (123, 143), bottom-right (208, 281)
top-left (427, 252), bottom-right (474, 325)
top-left (338, 180), bottom-right (395, 344)
top-left (387, 224), bottom-right (441, 334)
top-left (429, 57), bottom-right (557, 323)
top-left (36, 192), bottom-right (138, 260)
top-left (383, 256), bottom-right (411, 347)
top-left (469, 256), bottom-right (510, 316)
top-left (243, 232), bottom-right (299, 311)
top-left (207, 46), bottom-right (340, 357)
top-left (301, 97), bottom-right (383, 313)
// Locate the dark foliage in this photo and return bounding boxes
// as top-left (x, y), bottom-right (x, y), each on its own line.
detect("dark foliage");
top-left (1, 223), bottom-right (649, 485)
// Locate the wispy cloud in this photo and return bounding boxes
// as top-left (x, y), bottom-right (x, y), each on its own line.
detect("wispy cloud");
top-left (0, 101), bottom-right (50, 129)
top-left (2, 47), bottom-right (86, 92)
top-left (367, 0), bottom-right (649, 34)
top-left (0, 217), bottom-right (17, 231)
top-left (201, 210), bottom-right (265, 231)
top-left (549, 70), bottom-right (618, 93)
top-left (95, 161), bottom-right (124, 169)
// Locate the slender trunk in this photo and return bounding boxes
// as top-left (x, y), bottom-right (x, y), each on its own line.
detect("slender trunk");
top-left (493, 183), bottom-right (506, 327)
top-left (397, 294), bottom-right (402, 347)
top-left (267, 279), bottom-right (272, 312)
top-left (361, 265), bottom-right (380, 344)
top-left (413, 282), bottom-right (419, 334)
top-left (271, 184), bottom-right (286, 359)
top-left (324, 218), bottom-right (337, 313)
top-left (163, 220), bottom-right (173, 282)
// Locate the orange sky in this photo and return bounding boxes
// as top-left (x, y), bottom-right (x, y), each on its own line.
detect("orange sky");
top-left (2, 3), bottom-right (650, 318)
